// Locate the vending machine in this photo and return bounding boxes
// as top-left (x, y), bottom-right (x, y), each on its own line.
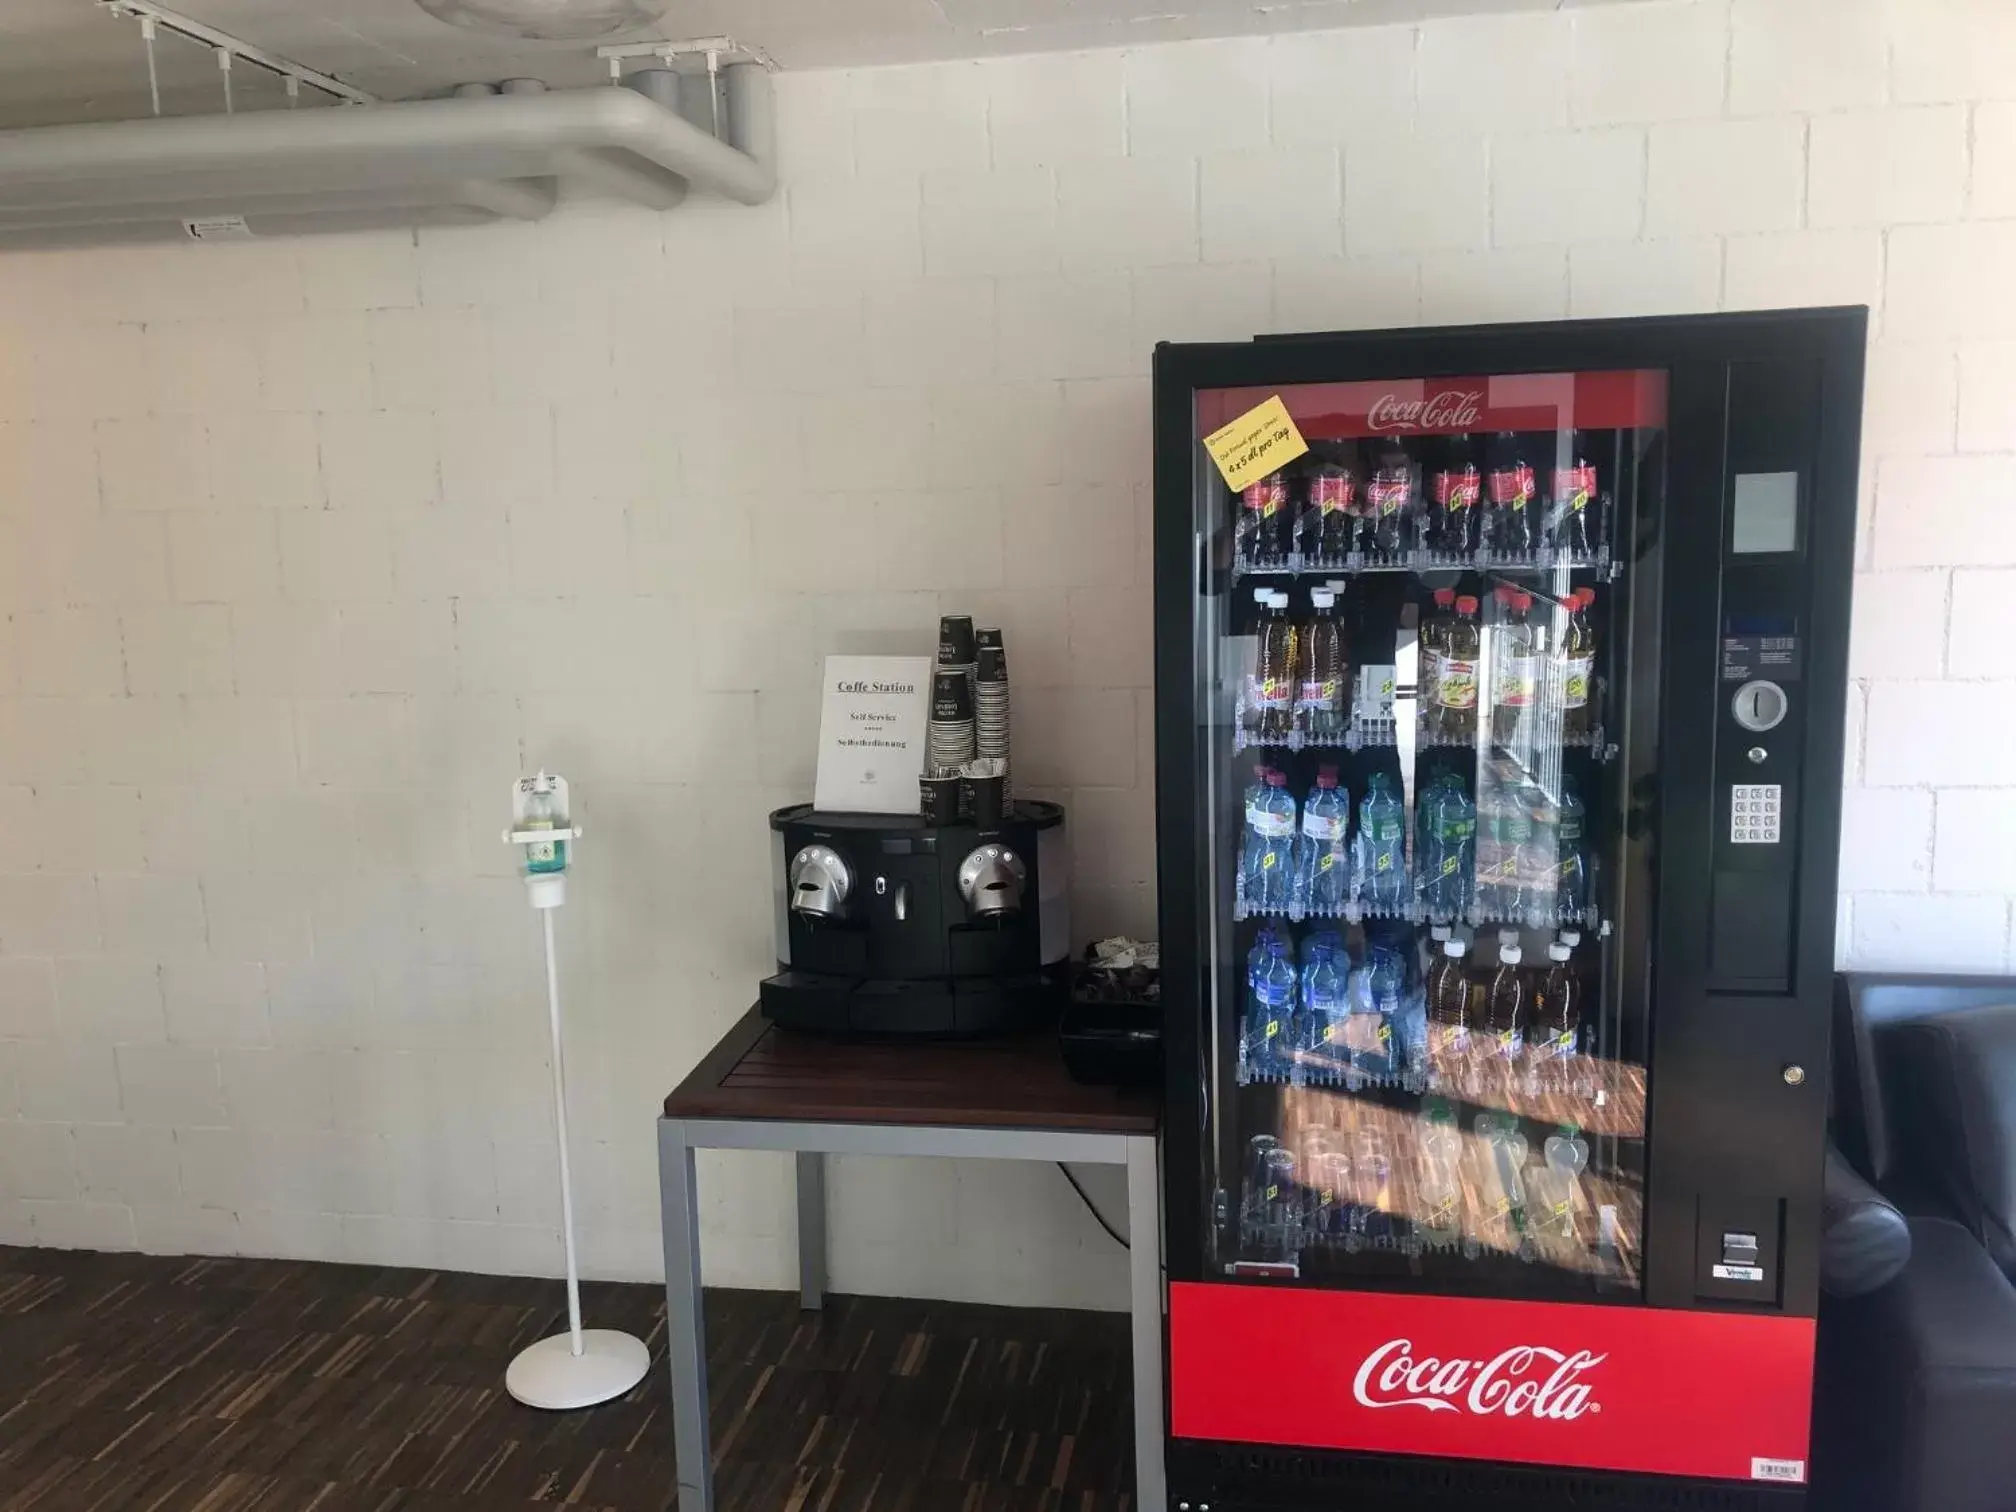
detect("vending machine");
top-left (1152, 309), bottom-right (1865, 1510)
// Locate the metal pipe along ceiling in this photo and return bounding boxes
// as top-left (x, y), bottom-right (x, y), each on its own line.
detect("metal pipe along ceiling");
top-left (0, 62), bottom-right (775, 248)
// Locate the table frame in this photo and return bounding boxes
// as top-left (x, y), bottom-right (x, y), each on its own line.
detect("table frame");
top-left (658, 1114), bottom-right (1167, 1512)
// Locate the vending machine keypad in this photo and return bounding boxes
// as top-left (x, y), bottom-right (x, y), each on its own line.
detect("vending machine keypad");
top-left (1730, 784), bottom-right (1782, 845)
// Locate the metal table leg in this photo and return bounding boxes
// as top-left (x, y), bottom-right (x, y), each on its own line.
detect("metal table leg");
top-left (795, 1150), bottom-right (827, 1311)
top-left (1126, 1132), bottom-right (1168, 1512)
top-left (658, 1118), bottom-right (713, 1512)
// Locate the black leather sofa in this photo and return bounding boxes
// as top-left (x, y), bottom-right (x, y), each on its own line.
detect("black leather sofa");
top-left (1813, 973), bottom-right (2016, 1512)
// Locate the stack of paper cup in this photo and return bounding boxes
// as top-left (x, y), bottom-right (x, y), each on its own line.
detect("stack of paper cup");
top-left (928, 668), bottom-right (976, 778)
top-left (975, 628), bottom-right (1010, 807)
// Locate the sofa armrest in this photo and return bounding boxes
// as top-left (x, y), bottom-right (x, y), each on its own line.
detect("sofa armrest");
top-left (1821, 1145), bottom-right (1911, 1298)
top-left (1815, 1216), bottom-right (2016, 1512)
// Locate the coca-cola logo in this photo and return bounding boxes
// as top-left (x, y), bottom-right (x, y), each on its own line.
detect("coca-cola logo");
top-left (1365, 389), bottom-right (1484, 432)
top-left (1351, 1338), bottom-right (1606, 1420)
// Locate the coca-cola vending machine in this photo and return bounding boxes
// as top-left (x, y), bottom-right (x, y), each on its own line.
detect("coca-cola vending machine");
top-left (1152, 310), bottom-right (1865, 1510)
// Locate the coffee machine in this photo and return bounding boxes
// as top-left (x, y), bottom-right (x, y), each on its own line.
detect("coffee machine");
top-left (761, 801), bottom-right (1069, 1037)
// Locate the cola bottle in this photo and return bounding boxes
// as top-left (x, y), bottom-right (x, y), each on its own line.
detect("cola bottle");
top-left (1305, 463), bottom-right (1356, 565)
top-left (1485, 434), bottom-right (1540, 557)
top-left (1429, 437), bottom-right (1482, 559)
top-left (1237, 474), bottom-right (1292, 564)
top-left (1364, 435), bottom-right (1415, 559)
top-left (1552, 449), bottom-right (1599, 559)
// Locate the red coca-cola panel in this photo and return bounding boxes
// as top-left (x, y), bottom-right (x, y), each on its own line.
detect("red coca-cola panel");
top-left (1170, 1282), bottom-right (1814, 1485)
top-left (1196, 370), bottom-right (1668, 441)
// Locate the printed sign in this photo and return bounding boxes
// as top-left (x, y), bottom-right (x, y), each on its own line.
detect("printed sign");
top-left (182, 214), bottom-right (254, 241)
top-left (1197, 370), bottom-right (1669, 442)
top-left (1170, 1282), bottom-right (1815, 1483)
top-left (812, 655), bottom-right (932, 815)
top-left (1203, 394), bottom-right (1309, 493)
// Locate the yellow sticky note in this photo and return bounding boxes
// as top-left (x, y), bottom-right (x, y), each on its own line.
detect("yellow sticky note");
top-left (1202, 394), bottom-right (1308, 494)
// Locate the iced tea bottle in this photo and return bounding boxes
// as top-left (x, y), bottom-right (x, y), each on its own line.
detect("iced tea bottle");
top-left (1421, 586), bottom-right (1455, 731)
top-left (1491, 589), bottom-right (1539, 747)
top-left (1425, 935), bottom-right (1473, 1087)
top-left (1435, 594), bottom-right (1481, 744)
top-left (1483, 941), bottom-right (1528, 1074)
top-left (1560, 586), bottom-right (1597, 737)
top-left (1531, 939), bottom-right (1582, 1089)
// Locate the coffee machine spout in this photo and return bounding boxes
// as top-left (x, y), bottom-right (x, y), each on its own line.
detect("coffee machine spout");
top-left (957, 845), bottom-right (1027, 918)
top-left (789, 845), bottom-right (852, 919)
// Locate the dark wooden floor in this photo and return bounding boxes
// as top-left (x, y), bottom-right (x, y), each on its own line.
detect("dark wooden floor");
top-left (0, 1246), bottom-right (1138, 1512)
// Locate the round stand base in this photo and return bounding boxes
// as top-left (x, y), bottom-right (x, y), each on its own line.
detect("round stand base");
top-left (505, 1329), bottom-right (651, 1410)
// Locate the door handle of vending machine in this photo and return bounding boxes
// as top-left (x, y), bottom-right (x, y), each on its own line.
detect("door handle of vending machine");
top-left (893, 882), bottom-right (908, 922)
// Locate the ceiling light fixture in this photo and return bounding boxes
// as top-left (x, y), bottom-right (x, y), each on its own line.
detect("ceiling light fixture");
top-left (414, 0), bottom-right (671, 42)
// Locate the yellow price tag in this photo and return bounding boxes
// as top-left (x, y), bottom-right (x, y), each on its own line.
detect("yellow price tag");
top-left (1202, 394), bottom-right (1308, 494)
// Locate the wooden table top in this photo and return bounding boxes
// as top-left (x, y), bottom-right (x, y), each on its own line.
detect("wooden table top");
top-left (664, 1005), bottom-right (1160, 1134)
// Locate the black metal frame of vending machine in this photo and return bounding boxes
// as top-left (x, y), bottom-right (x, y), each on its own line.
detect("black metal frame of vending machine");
top-left (1151, 309), bottom-right (1866, 1511)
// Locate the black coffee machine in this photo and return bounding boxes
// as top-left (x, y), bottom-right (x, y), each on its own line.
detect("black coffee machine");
top-left (760, 801), bottom-right (1069, 1037)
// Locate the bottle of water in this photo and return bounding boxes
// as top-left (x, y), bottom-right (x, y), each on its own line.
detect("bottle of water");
top-left (1240, 928), bottom-right (1296, 1081)
top-left (1291, 767), bottom-right (1350, 918)
top-left (1240, 769), bottom-right (1297, 916)
top-left (1299, 931), bottom-right (1348, 1083)
top-left (1417, 772), bottom-right (1476, 922)
top-left (1356, 771), bottom-right (1407, 914)
top-left (1350, 943), bottom-right (1403, 1082)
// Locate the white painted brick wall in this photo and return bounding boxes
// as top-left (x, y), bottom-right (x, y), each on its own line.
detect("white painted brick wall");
top-left (1, 0), bottom-right (2014, 1306)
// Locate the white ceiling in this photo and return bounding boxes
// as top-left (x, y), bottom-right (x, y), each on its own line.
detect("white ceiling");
top-left (0, 0), bottom-right (1618, 127)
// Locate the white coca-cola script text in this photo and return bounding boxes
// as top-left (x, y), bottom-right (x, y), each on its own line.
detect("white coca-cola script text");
top-left (1365, 389), bottom-right (1484, 432)
top-left (1351, 1338), bottom-right (1606, 1420)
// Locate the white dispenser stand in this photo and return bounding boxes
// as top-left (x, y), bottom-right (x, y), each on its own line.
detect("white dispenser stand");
top-left (501, 772), bottom-right (651, 1410)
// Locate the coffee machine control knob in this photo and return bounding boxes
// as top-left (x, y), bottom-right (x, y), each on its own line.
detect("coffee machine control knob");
top-left (788, 845), bottom-right (852, 919)
top-left (957, 845), bottom-right (1027, 917)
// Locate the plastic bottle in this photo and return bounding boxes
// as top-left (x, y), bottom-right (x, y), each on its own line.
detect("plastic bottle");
top-left (1560, 586), bottom-right (1598, 738)
top-left (1352, 944), bottom-right (1402, 1081)
top-left (1492, 589), bottom-right (1541, 747)
top-left (1476, 1115), bottom-right (1530, 1255)
top-left (1424, 776), bottom-right (1477, 922)
top-left (1483, 942), bottom-right (1527, 1071)
top-left (1417, 1106), bottom-right (1464, 1241)
top-left (1296, 588), bottom-right (1349, 743)
top-left (1425, 936), bottom-right (1472, 1085)
top-left (1535, 1127), bottom-right (1589, 1244)
top-left (522, 773), bottom-right (567, 874)
top-left (1305, 464), bottom-right (1356, 564)
top-left (1552, 452), bottom-right (1599, 559)
top-left (1554, 779), bottom-right (1588, 921)
top-left (1365, 436), bottom-right (1414, 558)
top-left (1431, 445), bottom-right (1482, 558)
top-left (1420, 587), bottom-right (1455, 725)
top-left (1485, 436), bottom-right (1540, 556)
top-left (1240, 588), bottom-right (1273, 735)
top-left (1240, 770), bottom-right (1297, 916)
top-left (1356, 771), bottom-right (1407, 914)
top-left (1236, 474), bottom-right (1291, 563)
top-left (1250, 591), bottom-right (1298, 742)
top-left (1240, 928), bottom-right (1296, 1080)
top-left (1433, 595), bottom-right (1482, 746)
top-left (1290, 768), bottom-right (1349, 918)
top-left (1299, 930), bottom-right (1349, 1081)
top-left (1531, 939), bottom-right (1582, 1086)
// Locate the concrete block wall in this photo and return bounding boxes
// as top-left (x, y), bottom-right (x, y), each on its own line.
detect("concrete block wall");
top-left (0, 0), bottom-right (2012, 1307)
